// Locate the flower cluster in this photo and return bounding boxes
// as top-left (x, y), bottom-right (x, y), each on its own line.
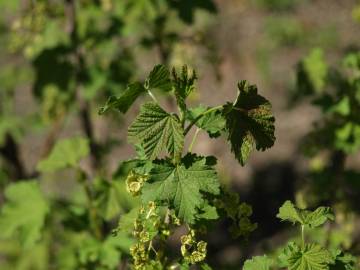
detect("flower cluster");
top-left (180, 230), bottom-right (207, 264)
top-left (126, 170), bottom-right (149, 196)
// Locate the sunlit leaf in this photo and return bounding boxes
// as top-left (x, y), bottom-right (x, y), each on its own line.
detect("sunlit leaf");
top-left (128, 102), bottom-right (184, 160)
top-left (142, 154), bottom-right (220, 223)
top-left (277, 201), bottom-right (334, 228)
top-left (243, 255), bottom-right (273, 270)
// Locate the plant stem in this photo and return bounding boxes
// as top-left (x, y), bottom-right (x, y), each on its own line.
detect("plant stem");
top-left (77, 170), bottom-right (102, 240)
top-left (147, 90), bottom-right (159, 103)
top-left (301, 225), bottom-right (305, 248)
top-left (184, 105), bottom-right (223, 135)
top-left (188, 128), bottom-right (200, 152)
top-left (148, 240), bottom-right (158, 255)
top-left (178, 104), bottom-right (186, 129)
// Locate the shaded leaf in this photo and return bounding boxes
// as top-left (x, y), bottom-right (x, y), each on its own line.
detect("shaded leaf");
top-left (99, 82), bottom-right (146, 114)
top-left (145, 64), bottom-right (172, 92)
top-left (223, 80), bottom-right (275, 165)
top-left (172, 65), bottom-right (197, 112)
top-left (330, 250), bottom-right (357, 270)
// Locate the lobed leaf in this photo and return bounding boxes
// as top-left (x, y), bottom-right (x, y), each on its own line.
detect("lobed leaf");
top-left (223, 80), bottom-right (275, 165)
top-left (243, 255), bottom-right (273, 270)
top-left (277, 200), bottom-right (307, 225)
top-left (172, 65), bottom-right (197, 112)
top-left (281, 242), bottom-right (334, 270)
top-left (141, 154), bottom-right (220, 223)
top-left (145, 64), bottom-right (172, 92)
top-left (99, 82), bottom-right (146, 114)
top-left (277, 201), bottom-right (334, 228)
top-left (330, 250), bottom-right (357, 270)
top-left (99, 65), bottom-right (171, 115)
top-left (197, 203), bottom-right (219, 220)
top-left (305, 206), bottom-right (334, 228)
top-left (128, 102), bottom-right (184, 160)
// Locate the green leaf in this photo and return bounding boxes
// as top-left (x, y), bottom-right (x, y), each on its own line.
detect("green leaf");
top-left (330, 250), bottom-right (357, 270)
top-left (76, 233), bottom-right (129, 269)
top-left (99, 82), bottom-right (146, 114)
top-left (335, 123), bottom-right (360, 153)
top-left (37, 137), bottom-right (89, 172)
top-left (277, 201), bottom-right (334, 228)
top-left (145, 64), bottom-right (172, 92)
top-left (118, 207), bottom-right (140, 234)
top-left (187, 105), bottom-right (225, 137)
top-left (172, 65), bottom-right (197, 112)
top-left (243, 255), bottom-right (273, 270)
top-left (223, 80), bottom-right (275, 165)
top-left (281, 242), bottom-right (334, 270)
top-left (197, 204), bottom-right (219, 220)
top-left (142, 154), bottom-right (220, 223)
top-left (0, 181), bottom-right (49, 248)
top-left (95, 180), bottom-right (128, 221)
top-left (128, 102), bottom-right (184, 160)
top-left (277, 200), bottom-right (307, 225)
top-left (328, 96), bottom-right (351, 116)
top-left (201, 263), bottom-right (213, 270)
top-left (99, 65), bottom-right (172, 114)
top-left (305, 206), bottom-right (335, 228)
top-left (302, 48), bottom-right (328, 93)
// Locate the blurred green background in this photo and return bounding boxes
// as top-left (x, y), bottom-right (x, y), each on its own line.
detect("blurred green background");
top-left (0, 0), bottom-right (360, 269)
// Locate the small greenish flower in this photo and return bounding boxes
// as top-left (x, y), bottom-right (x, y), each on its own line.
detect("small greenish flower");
top-left (139, 231), bottom-right (150, 243)
top-left (180, 230), bottom-right (207, 264)
top-left (181, 234), bottom-right (193, 246)
top-left (126, 171), bottom-right (149, 196)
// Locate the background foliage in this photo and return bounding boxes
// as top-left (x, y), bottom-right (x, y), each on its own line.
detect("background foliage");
top-left (0, 0), bottom-right (360, 269)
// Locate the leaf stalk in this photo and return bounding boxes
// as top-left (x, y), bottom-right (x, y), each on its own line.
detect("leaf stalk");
top-left (147, 90), bottom-right (159, 103)
top-left (301, 225), bottom-right (305, 248)
top-left (184, 105), bottom-right (223, 135)
top-left (188, 128), bottom-right (200, 152)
